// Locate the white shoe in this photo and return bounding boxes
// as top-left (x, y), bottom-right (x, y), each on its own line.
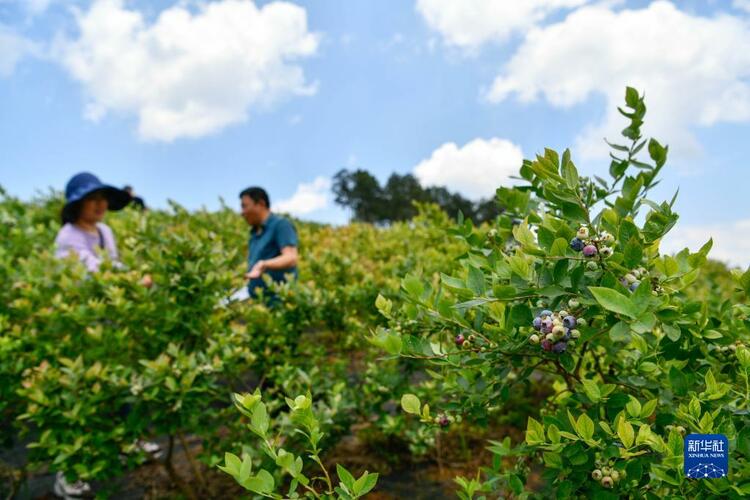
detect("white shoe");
top-left (53, 471), bottom-right (91, 499)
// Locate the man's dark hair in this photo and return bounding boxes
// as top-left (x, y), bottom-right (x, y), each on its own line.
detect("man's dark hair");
top-left (239, 187), bottom-right (270, 208)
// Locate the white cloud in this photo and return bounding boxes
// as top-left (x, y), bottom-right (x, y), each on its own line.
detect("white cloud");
top-left (275, 176), bottom-right (331, 216)
top-left (413, 138), bottom-right (524, 199)
top-left (416, 0), bottom-right (588, 50)
top-left (57, 0), bottom-right (319, 141)
top-left (661, 219), bottom-right (750, 268)
top-left (0, 25), bottom-right (37, 76)
top-left (486, 1), bottom-right (750, 159)
top-left (734, 0), bottom-right (750, 15)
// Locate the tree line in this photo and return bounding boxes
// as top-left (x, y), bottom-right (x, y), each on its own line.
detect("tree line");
top-left (331, 169), bottom-right (502, 224)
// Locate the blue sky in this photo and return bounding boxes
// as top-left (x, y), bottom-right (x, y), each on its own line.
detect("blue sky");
top-left (2, 0), bottom-right (750, 265)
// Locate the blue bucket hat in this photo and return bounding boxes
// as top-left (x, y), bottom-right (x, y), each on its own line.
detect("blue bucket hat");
top-left (62, 172), bottom-right (131, 223)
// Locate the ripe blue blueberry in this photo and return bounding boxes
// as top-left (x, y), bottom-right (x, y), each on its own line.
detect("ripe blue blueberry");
top-left (552, 342), bottom-right (567, 353)
top-left (540, 309), bottom-right (553, 318)
top-left (563, 315), bottom-right (576, 329)
top-left (629, 282), bottom-right (640, 292)
top-left (570, 237), bottom-right (584, 252)
top-left (532, 317), bottom-right (542, 330)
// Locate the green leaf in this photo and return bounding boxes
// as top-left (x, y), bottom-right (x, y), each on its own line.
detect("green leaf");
top-left (550, 238), bottom-right (569, 257)
top-left (618, 419), bottom-right (634, 449)
top-left (577, 413), bottom-right (595, 440)
top-left (589, 287), bottom-right (639, 319)
top-left (669, 367), bottom-right (688, 396)
top-left (251, 403), bottom-right (269, 437)
top-left (243, 469), bottom-right (274, 494)
top-left (623, 238), bottom-right (643, 268)
top-left (581, 379), bottom-right (601, 403)
top-left (353, 472), bottom-right (378, 496)
top-left (640, 399), bottom-right (658, 419)
top-left (400, 394), bottom-right (421, 415)
top-left (609, 321), bottom-right (631, 343)
top-left (625, 397), bottom-right (642, 418)
top-left (512, 222), bottom-right (538, 249)
top-left (402, 274), bottom-right (424, 299)
top-left (467, 266), bottom-right (486, 295)
top-left (526, 417), bottom-right (545, 445)
top-left (337, 464), bottom-right (356, 491)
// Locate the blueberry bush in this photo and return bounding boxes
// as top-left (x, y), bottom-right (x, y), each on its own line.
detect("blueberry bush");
top-left (374, 88), bottom-right (750, 498)
top-left (2, 87), bottom-right (750, 499)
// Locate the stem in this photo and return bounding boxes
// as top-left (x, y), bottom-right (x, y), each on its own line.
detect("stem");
top-left (162, 435), bottom-right (198, 500)
top-left (436, 431), bottom-right (444, 477)
top-left (178, 431), bottom-right (205, 489)
top-left (311, 454), bottom-right (333, 494)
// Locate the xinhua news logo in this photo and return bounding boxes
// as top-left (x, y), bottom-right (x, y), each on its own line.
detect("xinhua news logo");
top-left (684, 434), bottom-right (729, 479)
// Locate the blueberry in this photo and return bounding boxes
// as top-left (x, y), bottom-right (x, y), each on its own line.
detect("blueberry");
top-left (541, 340), bottom-right (553, 351)
top-left (586, 261), bottom-right (598, 271)
top-left (552, 342), bottom-right (567, 353)
top-left (570, 329), bottom-right (581, 339)
top-left (511, 218), bottom-right (522, 226)
top-left (455, 334), bottom-right (465, 346)
top-left (563, 315), bottom-right (576, 329)
top-left (532, 317), bottom-right (542, 330)
top-left (592, 469), bottom-right (602, 481)
top-left (570, 237), bottom-right (584, 252)
top-left (563, 329), bottom-right (571, 340)
top-left (552, 325), bottom-right (565, 338)
top-left (601, 476), bottom-right (614, 488)
top-left (540, 309), bottom-right (553, 318)
top-left (629, 282), bottom-right (639, 292)
top-left (600, 247), bottom-right (613, 258)
top-left (577, 227), bottom-right (590, 239)
top-left (437, 414), bottom-right (450, 427)
top-left (610, 470), bottom-right (620, 482)
top-left (568, 298), bottom-right (580, 309)
top-left (529, 334), bottom-right (540, 345)
top-left (624, 273), bottom-right (637, 284)
top-left (583, 245), bottom-right (597, 257)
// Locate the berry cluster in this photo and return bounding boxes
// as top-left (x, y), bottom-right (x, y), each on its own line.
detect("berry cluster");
top-left (620, 267), bottom-right (648, 292)
top-left (434, 414), bottom-right (452, 428)
top-left (529, 304), bottom-right (583, 353)
top-left (715, 340), bottom-right (746, 358)
top-left (570, 226), bottom-right (614, 259)
top-left (591, 463), bottom-right (625, 489)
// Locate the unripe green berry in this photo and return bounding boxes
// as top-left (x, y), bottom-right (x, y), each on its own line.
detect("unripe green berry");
top-left (529, 334), bottom-right (540, 345)
top-left (610, 470), bottom-right (620, 482)
top-left (586, 261), bottom-right (598, 271)
top-left (559, 310), bottom-right (569, 318)
top-left (576, 318), bottom-right (588, 327)
top-left (568, 298), bottom-right (580, 309)
top-left (591, 469), bottom-right (602, 481)
top-left (570, 329), bottom-right (580, 339)
top-left (601, 467), bottom-right (611, 476)
top-left (545, 333), bottom-right (555, 342)
top-left (677, 426), bottom-right (686, 436)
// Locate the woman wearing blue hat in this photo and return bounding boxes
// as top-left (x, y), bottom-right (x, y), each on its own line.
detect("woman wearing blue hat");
top-left (52, 173), bottom-right (158, 498)
top-left (54, 172), bottom-right (132, 272)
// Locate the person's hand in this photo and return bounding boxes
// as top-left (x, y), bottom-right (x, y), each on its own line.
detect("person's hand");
top-left (141, 274), bottom-right (153, 288)
top-left (244, 261), bottom-right (265, 280)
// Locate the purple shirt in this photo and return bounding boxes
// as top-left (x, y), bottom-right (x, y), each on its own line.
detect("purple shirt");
top-left (54, 223), bottom-right (119, 272)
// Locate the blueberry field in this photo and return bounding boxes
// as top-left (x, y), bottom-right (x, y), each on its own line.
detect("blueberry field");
top-left (3, 89), bottom-right (750, 499)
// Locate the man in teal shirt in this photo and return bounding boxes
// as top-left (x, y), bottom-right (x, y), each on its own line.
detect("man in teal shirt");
top-left (240, 187), bottom-right (299, 297)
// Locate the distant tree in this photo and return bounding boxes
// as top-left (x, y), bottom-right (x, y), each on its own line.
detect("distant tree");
top-left (332, 169), bottom-right (385, 223)
top-left (332, 168), bottom-right (503, 224)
